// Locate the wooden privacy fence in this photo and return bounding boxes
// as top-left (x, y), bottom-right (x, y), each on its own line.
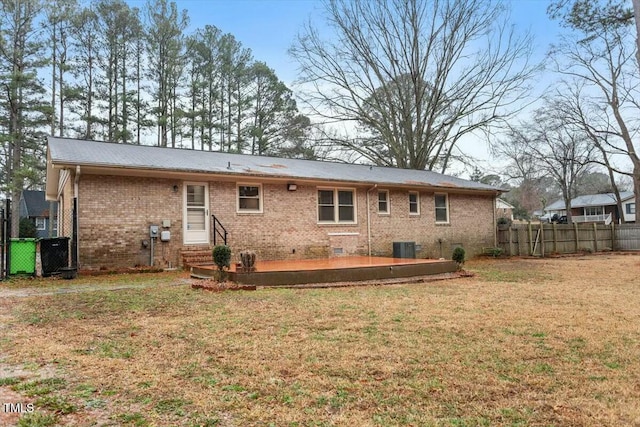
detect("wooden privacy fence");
top-left (497, 223), bottom-right (640, 256)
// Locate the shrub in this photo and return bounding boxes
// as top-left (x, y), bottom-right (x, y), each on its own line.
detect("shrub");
top-left (212, 245), bottom-right (231, 272)
top-left (488, 247), bottom-right (503, 258)
top-left (496, 217), bottom-right (512, 227)
top-left (19, 217), bottom-right (37, 238)
top-left (452, 247), bottom-right (465, 267)
top-left (239, 250), bottom-right (257, 272)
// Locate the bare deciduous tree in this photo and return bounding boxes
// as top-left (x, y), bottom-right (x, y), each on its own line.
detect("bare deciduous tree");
top-left (549, 80), bottom-right (630, 221)
top-left (549, 17), bottom-right (640, 220)
top-left (497, 100), bottom-right (595, 223)
top-left (549, 0), bottom-right (640, 219)
top-left (290, 0), bottom-right (537, 172)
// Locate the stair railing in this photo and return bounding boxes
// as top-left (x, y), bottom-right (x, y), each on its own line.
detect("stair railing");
top-left (212, 214), bottom-right (228, 246)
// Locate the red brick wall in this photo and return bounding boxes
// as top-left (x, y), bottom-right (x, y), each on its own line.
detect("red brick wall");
top-left (368, 189), bottom-right (495, 259)
top-left (71, 174), bottom-right (496, 269)
top-left (77, 175), bottom-right (183, 269)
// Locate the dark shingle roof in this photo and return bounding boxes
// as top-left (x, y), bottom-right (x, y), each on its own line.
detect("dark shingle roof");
top-left (47, 137), bottom-right (501, 193)
top-left (22, 190), bottom-right (51, 217)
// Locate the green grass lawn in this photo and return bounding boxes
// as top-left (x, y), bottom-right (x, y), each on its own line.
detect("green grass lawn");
top-left (1, 255), bottom-right (639, 426)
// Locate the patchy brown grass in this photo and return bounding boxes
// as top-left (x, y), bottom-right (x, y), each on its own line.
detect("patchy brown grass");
top-left (0, 270), bottom-right (189, 290)
top-left (1, 255), bottom-right (640, 426)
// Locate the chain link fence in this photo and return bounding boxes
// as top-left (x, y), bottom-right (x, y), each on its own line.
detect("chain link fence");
top-left (43, 197), bottom-right (77, 276)
top-left (0, 200), bottom-right (10, 279)
top-left (0, 197), bottom-right (78, 279)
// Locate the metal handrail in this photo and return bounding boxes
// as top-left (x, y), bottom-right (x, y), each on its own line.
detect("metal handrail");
top-left (212, 214), bottom-right (228, 246)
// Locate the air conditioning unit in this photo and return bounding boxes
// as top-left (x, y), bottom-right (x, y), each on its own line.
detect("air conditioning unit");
top-left (393, 241), bottom-right (416, 259)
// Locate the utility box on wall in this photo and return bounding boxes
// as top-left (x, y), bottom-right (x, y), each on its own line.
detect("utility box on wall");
top-left (393, 241), bottom-right (416, 259)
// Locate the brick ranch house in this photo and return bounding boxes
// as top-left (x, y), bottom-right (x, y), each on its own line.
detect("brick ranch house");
top-left (45, 137), bottom-right (502, 270)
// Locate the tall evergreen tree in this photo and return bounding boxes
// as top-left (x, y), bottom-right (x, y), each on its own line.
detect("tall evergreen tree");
top-left (0, 0), bottom-right (50, 234)
top-left (145, 0), bottom-right (188, 148)
top-left (95, 0), bottom-right (134, 142)
top-left (68, 5), bottom-right (100, 139)
top-left (43, 0), bottom-right (77, 137)
top-left (247, 62), bottom-right (304, 156)
top-left (218, 33), bottom-right (251, 152)
top-left (186, 26), bottom-right (221, 150)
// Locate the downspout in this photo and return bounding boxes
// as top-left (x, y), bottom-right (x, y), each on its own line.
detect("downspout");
top-left (57, 168), bottom-right (71, 238)
top-left (366, 184), bottom-right (378, 256)
top-left (493, 194), bottom-right (498, 247)
top-left (74, 166), bottom-right (80, 199)
top-left (74, 166), bottom-right (81, 268)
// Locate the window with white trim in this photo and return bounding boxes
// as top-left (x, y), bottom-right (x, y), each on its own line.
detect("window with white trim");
top-left (626, 203), bottom-right (636, 215)
top-left (584, 206), bottom-right (603, 216)
top-left (237, 184), bottom-right (262, 213)
top-left (318, 188), bottom-right (356, 223)
top-left (35, 217), bottom-right (46, 230)
top-left (409, 192), bottom-right (419, 215)
top-left (435, 193), bottom-right (449, 223)
top-left (378, 190), bottom-right (389, 214)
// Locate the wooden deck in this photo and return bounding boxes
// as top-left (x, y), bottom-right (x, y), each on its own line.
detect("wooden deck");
top-left (191, 256), bottom-right (458, 286)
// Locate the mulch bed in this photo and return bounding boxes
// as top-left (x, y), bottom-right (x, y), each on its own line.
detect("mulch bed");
top-left (77, 267), bottom-right (166, 276)
top-left (191, 280), bottom-right (257, 292)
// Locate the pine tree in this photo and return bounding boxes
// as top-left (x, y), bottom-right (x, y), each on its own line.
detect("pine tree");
top-left (145, 0), bottom-right (188, 148)
top-left (0, 0), bottom-right (50, 235)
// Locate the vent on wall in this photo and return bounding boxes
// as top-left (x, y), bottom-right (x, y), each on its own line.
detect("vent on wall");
top-left (333, 248), bottom-right (344, 255)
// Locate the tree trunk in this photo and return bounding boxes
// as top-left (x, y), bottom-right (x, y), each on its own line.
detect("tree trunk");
top-left (122, 43), bottom-right (128, 143)
top-left (50, 22), bottom-right (57, 136)
top-left (633, 0), bottom-right (640, 72)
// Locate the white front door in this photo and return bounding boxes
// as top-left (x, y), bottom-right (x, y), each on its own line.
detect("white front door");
top-left (184, 183), bottom-right (209, 244)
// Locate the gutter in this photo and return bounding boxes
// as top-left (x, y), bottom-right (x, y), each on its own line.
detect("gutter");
top-left (49, 162), bottom-right (501, 196)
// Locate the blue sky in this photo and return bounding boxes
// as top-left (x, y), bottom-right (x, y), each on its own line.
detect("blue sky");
top-left (127, 0), bottom-right (562, 87)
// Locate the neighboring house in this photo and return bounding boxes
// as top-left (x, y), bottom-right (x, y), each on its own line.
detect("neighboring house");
top-left (19, 190), bottom-right (58, 238)
top-left (45, 137), bottom-right (503, 270)
top-left (545, 192), bottom-right (635, 224)
top-left (496, 199), bottom-right (514, 221)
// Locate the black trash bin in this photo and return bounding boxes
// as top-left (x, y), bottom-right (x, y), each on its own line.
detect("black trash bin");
top-left (40, 237), bottom-right (70, 277)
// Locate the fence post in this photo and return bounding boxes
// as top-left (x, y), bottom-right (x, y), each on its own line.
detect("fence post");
top-left (552, 222), bottom-right (558, 254)
top-left (540, 222), bottom-right (545, 257)
top-left (5, 199), bottom-right (11, 278)
top-left (574, 222), bottom-right (579, 252)
top-left (593, 223), bottom-right (598, 252)
top-left (528, 222), bottom-right (533, 256)
top-left (508, 226), bottom-right (513, 256)
top-left (518, 227), bottom-right (524, 256)
top-left (0, 206), bottom-right (4, 280)
top-left (611, 222), bottom-right (615, 250)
